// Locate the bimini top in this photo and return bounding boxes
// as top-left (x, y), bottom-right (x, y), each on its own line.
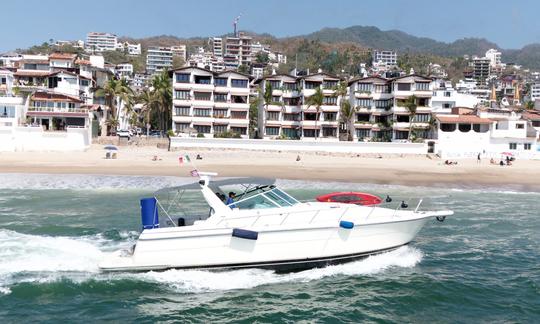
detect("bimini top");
top-left (154, 177), bottom-right (276, 195)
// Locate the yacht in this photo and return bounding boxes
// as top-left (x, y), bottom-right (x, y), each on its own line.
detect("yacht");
top-left (99, 173), bottom-right (453, 272)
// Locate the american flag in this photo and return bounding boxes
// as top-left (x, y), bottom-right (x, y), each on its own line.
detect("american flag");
top-left (190, 169), bottom-right (199, 177)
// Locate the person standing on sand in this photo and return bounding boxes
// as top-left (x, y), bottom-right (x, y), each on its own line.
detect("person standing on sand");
top-left (477, 153), bottom-right (481, 164)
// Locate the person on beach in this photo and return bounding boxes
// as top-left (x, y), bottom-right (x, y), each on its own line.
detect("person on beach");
top-left (477, 153), bottom-right (481, 164)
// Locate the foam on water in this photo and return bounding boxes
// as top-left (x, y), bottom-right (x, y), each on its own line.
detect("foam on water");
top-left (0, 228), bottom-right (422, 295)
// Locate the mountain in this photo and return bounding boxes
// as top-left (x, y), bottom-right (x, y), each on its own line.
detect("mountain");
top-left (301, 25), bottom-right (540, 69)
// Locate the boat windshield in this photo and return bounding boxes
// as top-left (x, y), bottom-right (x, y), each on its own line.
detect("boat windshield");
top-left (227, 185), bottom-right (300, 210)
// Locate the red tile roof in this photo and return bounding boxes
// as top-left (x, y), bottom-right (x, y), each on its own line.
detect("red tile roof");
top-left (31, 92), bottom-right (83, 103)
top-left (49, 53), bottom-right (77, 60)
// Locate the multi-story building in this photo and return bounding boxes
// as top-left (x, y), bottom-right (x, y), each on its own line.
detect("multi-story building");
top-left (85, 32), bottom-right (118, 52)
top-left (348, 76), bottom-right (394, 141)
top-left (116, 42), bottom-right (142, 56)
top-left (485, 49), bottom-right (502, 68)
top-left (257, 72), bottom-right (341, 140)
top-left (372, 50), bottom-right (398, 67)
top-left (472, 57), bottom-right (491, 84)
top-left (530, 83), bottom-right (540, 102)
top-left (116, 63), bottom-right (134, 79)
top-left (171, 67), bottom-right (251, 138)
top-left (49, 52), bottom-right (77, 71)
top-left (171, 45), bottom-right (187, 61)
top-left (431, 80), bottom-right (481, 112)
top-left (211, 38), bottom-right (223, 58)
top-left (146, 46), bottom-right (173, 75)
top-left (225, 34), bottom-right (252, 68)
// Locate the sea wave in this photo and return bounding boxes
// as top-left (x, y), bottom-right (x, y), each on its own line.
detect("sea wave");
top-left (0, 229), bottom-right (422, 295)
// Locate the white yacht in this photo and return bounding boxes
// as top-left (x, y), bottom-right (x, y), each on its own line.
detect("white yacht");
top-left (99, 173), bottom-right (453, 272)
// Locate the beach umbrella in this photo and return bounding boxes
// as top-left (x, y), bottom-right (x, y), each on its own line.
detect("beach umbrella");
top-left (501, 152), bottom-right (514, 156)
top-left (104, 145), bottom-right (118, 151)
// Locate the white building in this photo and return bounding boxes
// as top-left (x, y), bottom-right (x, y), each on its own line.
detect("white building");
top-left (171, 67), bottom-right (251, 138)
top-left (116, 63), bottom-right (134, 79)
top-left (86, 32), bottom-right (118, 52)
top-left (211, 37), bottom-right (223, 58)
top-left (431, 80), bottom-right (481, 112)
top-left (530, 83), bottom-right (540, 102)
top-left (435, 107), bottom-right (539, 159)
top-left (171, 45), bottom-right (187, 61)
top-left (116, 42), bottom-right (142, 56)
top-left (132, 73), bottom-right (151, 89)
top-left (146, 47), bottom-right (173, 75)
top-left (485, 49), bottom-right (502, 68)
top-left (373, 50), bottom-right (398, 67)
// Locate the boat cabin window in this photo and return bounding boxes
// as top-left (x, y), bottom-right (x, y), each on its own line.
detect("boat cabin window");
top-left (228, 185), bottom-right (300, 210)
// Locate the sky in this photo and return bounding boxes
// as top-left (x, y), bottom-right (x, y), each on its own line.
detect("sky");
top-left (1, 0), bottom-right (540, 52)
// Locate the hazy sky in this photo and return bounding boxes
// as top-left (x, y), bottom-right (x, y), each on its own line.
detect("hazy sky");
top-left (1, 0), bottom-right (539, 52)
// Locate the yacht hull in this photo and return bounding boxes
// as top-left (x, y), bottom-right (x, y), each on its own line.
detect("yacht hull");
top-left (99, 216), bottom-right (433, 272)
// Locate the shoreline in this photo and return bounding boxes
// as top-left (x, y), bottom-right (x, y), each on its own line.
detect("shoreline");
top-left (0, 146), bottom-right (539, 192)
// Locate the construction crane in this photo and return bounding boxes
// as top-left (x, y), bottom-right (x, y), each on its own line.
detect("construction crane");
top-left (233, 14), bottom-right (241, 37)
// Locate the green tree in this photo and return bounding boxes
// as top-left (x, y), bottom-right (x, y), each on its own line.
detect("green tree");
top-left (137, 88), bottom-right (157, 136)
top-left (335, 81), bottom-right (354, 141)
top-left (95, 78), bottom-right (133, 134)
top-left (305, 86), bottom-right (324, 140)
top-left (404, 95), bottom-right (418, 141)
top-left (262, 81), bottom-right (273, 136)
top-left (150, 70), bottom-right (172, 132)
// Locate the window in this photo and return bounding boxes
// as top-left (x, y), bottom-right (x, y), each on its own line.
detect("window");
top-left (444, 91), bottom-right (451, 97)
top-left (266, 127), bottom-right (279, 135)
top-left (0, 77), bottom-right (6, 85)
top-left (284, 97), bottom-right (300, 106)
top-left (323, 96), bottom-right (337, 105)
top-left (458, 123), bottom-right (471, 132)
top-left (356, 114), bottom-right (370, 122)
top-left (440, 123), bottom-right (456, 132)
top-left (443, 103), bottom-right (451, 109)
top-left (396, 115), bottom-right (410, 123)
top-left (509, 143), bottom-right (517, 150)
top-left (283, 113), bottom-right (300, 121)
top-left (266, 111), bottom-right (280, 120)
top-left (374, 99), bottom-right (391, 109)
top-left (231, 111), bottom-right (247, 119)
top-left (303, 129), bottom-right (319, 137)
top-left (397, 83), bottom-right (411, 91)
top-left (356, 99), bottom-right (372, 108)
top-left (214, 93), bottom-right (227, 102)
top-left (175, 123), bottom-right (190, 131)
top-left (80, 79), bottom-right (89, 86)
top-left (394, 130), bottom-right (409, 140)
top-left (323, 80), bottom-right (338, 89)
top-left (194, 75), bottom-right (211, 84)
top-left (213, 109), bottom-right (227, 118)
top-left (194, 125), bottom-right (211, 134)
top-left (304, 113), bottom-right (318, 121)
top-left (415, 114), bottom-right (430, 123)
top-left (231, 95), bottom-right (247, 104)
top-left (322, 127), bottom-right (336, 137)
top-left (357, 83), bottom-right (372, 92)
top-left (0, 105), bottom-right (15, 118)
top-left (193, 108), bottom-right (211, 117)
top-left (213, 125), bottom-right (227, 134)
top-left (323, 112), bottom-right (336, 121)
top-left (283, 82), bottom-right (297, 91)
top-left (304, 81), bottom-right (320, 89)
top-left (214, 78), bottom-right (227, 86)
top-left (193, 92), bottom-right (211, 101)
top-left (231, 79), bottom-right (248, 88)
top-left (271, 96), bottom-right (281, 103)
top-left (175, 90), bottom-right (190, 100)
top-left (282, 128), bottom-right (299, 138)
top-left (524, 143), bottom-right (532, 150)
top-left (356, 129), bottom-right (370, 138)
top-left (230, 127), bottom-right (246, 135)
top-left (268, 80), bottom-right (281, 89)
top-left (416, 82), bottom-right (430, 91)
top-left (516, 123), bottom-right (524, 129)
top-left (175, 73), bottom-right (190, 83)
top-left (174, 106), bottom-right (190, 116)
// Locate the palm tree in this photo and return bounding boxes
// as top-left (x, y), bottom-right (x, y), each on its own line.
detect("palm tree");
top-left (262, 81), bottom-right (273, 137)
top-left (340, 100), bottom-right (355, 141)
top-left (137, 89), bottom-right (157, 137)
top-left (305, 86), bottom-right (324, 140)
top-left (335, 81), bottom-right (353, 141)
top-left (404, 95), bottom-right (417, 141)
top-left (150, 71), bottom-right (172, 133)
top-left (95, 78), bottom-right (133, 134)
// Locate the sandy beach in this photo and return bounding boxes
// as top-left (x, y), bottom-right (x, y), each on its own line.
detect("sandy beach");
top-left (0, 144), bottom-right (538, 191)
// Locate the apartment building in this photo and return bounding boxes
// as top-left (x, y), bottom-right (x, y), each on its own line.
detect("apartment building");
top-left (171, 45), bottom-right (187, 61)
top-left (372, 50), bottom-right (398, 67)
top-left (530, 83), bottom-right (540, 102)
top-left (86, 32), bottom-right (118, 52)
top-left (211, 37), bottom-right (223, 58)
top-left (224, 34), bottom-right (252, 68)
top-left (472, 57), bottom-right (491, 84)
top-left (116, 42), bottom-right (142, 56)
top-left (257, 73), bottom-right (342, 140)
top-left (146, 46), bottom-right (173, 75)
top-left (116, 63), bottom-right (134, 79)
top-left (485, 49), bottom-right (502, 68)
top-left (170, 67), bottom-right (251, 138)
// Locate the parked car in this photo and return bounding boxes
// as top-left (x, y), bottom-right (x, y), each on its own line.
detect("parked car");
top-left (117, 130), bottom-right (131, 139)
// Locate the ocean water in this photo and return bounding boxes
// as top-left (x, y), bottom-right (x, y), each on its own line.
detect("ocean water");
top-left (0, 174), bottom-right (538, 323)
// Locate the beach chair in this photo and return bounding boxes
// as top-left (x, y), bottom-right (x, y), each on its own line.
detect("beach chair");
top-left (105, 152), bottom-right (111, 159)
top-left (112, 152), bottom-right (117, 159)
